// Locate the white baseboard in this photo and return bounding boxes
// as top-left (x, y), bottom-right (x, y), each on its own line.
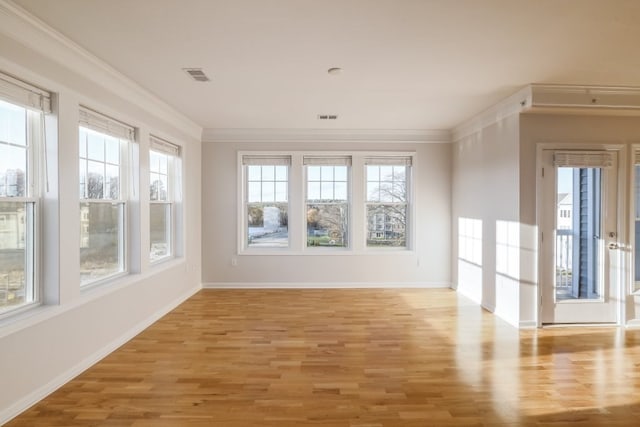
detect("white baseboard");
top-left (519, 320), bottom-right (538, 329)
top-left (0, 284), bottom-right (201, 426)
top-left (625, 319), bottom-right (640, 328)
top-left (203, 282), bottom-right (452, 289)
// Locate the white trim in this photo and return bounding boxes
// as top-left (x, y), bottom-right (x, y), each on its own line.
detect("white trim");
top-left (0, 0), bottom-right (201, 140)
top-left (203, 128), bottom-right (451, 144)
top-left (530, 84), bottom-right (640, 111)
top-left (203, 282), bottom-right (451, 289)
top-left (519, 320), bottom-right (538, 329)
top-left (625, 319), bottom-right (640, 328)
top-left (452, 86), bottom-right (532, 141)
top-left (0, 284), bottom-right (200, 426)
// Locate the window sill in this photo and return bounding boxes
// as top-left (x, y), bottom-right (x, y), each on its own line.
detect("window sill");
top-left (239, 249), bottom-right (415, 256)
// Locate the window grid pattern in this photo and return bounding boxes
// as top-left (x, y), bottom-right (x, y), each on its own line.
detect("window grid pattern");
top-left (150, 149), bottom-right (172, 262)
top-left (79, 125), bottom-right (126, 286)
top-left (245, 164), bottom-right (289, 248)
top-left (366, 165), bottom-right (408, 247)
top-left (0, 98), bottom-right (38, 313)
top-left (306, 165), bottom-right (349, 248)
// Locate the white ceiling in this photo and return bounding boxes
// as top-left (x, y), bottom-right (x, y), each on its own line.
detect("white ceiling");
top-left (12, 0), bottom-right (640, 131)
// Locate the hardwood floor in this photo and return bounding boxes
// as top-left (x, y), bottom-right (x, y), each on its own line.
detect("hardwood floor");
top-left (7, 289), bottom-right (640, 426)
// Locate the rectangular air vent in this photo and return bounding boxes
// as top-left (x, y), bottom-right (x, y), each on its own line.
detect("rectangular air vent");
top-left (182, 68), bottom-right (211, 82)
top-left (317, 114), bottom-right (338, 120)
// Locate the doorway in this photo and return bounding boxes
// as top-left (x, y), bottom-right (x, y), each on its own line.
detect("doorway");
top-left (539, 149), bottom-right (620, 324)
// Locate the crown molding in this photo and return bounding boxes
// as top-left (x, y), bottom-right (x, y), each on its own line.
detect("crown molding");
top-left (202, 128), bottom-right (451, 144)
top-left (0, 0), bottom-right (202, 141)
top-left (452, 86), bottom-right (532, 141)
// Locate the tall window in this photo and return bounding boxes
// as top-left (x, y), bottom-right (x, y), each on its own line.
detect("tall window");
top-left (149, 136), bottom-right (180, 262)
top-left (243, 155), bottom-right (290, 248)
top-left (79, 107), bottom-right (133, 285)
top-left (365, 157), bottom-right (411, 248)
top-left (0, 73), bottom-right (50, 313)
top-left (305, 156), bottom-right (350, 248)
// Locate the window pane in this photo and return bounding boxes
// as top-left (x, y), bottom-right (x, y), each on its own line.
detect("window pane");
top-left (0, 99), bottom-right (26, 146)
top-left (320, 166), bottom-right (334, 180)
top-left (275, 165), bottom-right (287, 181)
top-left (307, 166), bottom-right (320, 181)
top-left (0, 145), bottom-right (27, 197)
top-left (105, 164), bottom-right (120, 200)
top-left (367, 182), bottom-right (379, 202)
top-left (262, 181), bottom-right (275, 202)
top-left (247, 165), bottom-right (261, 181)
top-left (334, 166), bottom-right (347, 181)
top-left (79, 129), bottom-right (87, 158)
top-left (393, 166), bottom-right (406, 181)
top-left (150, 203), bottom-right (170, 261)
top-left (87, 160), bottom-right (104, 199)
top-left (380, 165), bottom-right (394, 180)
top-left (248, 182), bottom-right (261, 203)
top-left (367, 204), bottom-right (407, 247)
top-left (79, 159), bottom-right (87, 198)
top-left (379, 182), bottom-right (393, 202)
top-left (0, 201), bottom-right (34, 311)
top-left (274, 182), bottom-right (287, 202)
top-left (307, 181), bottom-right (320, 201)
top-left (87, 132), bottom-right (105, 161)
top-left (105, 137), bottom-right (120, 165)
top-left (307, 203), bottom-right (348, 247)
top-left (262, 165), bottom-right (275, 181)
top-left (158, 153), bottom-right (168, 175)
top-left (80, 202), bottom-right (123, 285)
top-left (247, 203), bottom-right (288, 247)
top-left (321, 181), bottom-right (333, 200)
top-left (367, 165), bottom-right (380, 181)
top-left (334, 182), bottom-right (347, 201)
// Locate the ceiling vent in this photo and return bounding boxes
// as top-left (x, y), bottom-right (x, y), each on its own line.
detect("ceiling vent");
top-left (182, 68), bottom-right (211, 82)
top-left (317, 114), bottom-right (338, 120)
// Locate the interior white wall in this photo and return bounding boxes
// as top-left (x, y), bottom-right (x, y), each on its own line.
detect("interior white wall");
top-left (519, 113), bottom-right (640, 325)
top-left (452, 114), bottom-right (521, 327)
top-left (201, 141), bottom-right (451, 287)
top-left (0, 30), bottom-right (202, 423)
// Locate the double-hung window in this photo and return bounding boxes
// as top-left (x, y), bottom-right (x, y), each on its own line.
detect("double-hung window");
top-left (365, 156), bottom-right (411, 248)
top-left (149, 136), bottom-right (180, 262)
top-left (304, 156), bottom-right (350, 248)
top-left (79, 107), bottom-right (133, 285)
top-left (0, 73), bottom-right (49, 313)
top-left (243, 155), bottom-right (290, 248)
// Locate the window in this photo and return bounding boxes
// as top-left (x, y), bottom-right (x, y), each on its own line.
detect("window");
top-left (79, 107), bottom-right (133, 285)
top-left (149, 136), bottom-right (180, 262)
top-left (305, 156), bottom-right (350, 248)
top-left (365, 157), bottom-right (411, 247)
top-left (0, 72), bottom-right (50, 313)
top-left (243, 155), bottom-right (290, 248)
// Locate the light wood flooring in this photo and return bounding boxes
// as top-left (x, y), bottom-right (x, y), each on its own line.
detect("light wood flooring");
top-left (7, 289), bottom-right (640, 426)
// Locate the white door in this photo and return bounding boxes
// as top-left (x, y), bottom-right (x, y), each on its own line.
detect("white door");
top-left (540, 150), bottom-right (620, 324)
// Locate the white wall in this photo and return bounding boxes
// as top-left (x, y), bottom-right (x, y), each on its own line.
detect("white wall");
top-left (0, 15), bottom-right (202, 424)
top-left (452, 114), bottom-right (521, 327)
top-left (201, 141), bottom-right (451, 287)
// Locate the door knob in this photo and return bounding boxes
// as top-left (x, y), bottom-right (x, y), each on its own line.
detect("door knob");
top-left (608, 242), bottom-right (619, 250)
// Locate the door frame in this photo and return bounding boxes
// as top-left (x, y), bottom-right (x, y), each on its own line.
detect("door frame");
top-left (535, 143), bottom-right (627, 327)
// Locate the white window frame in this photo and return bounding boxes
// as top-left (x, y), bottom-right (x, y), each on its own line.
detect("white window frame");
top-left (241, 154), bottom-right (291, 251)
top-left (304, 156), bottom-right (351, 250)
top-left (78, 107), bottom-right (134, 287)
top-left (0, 72), bottom-right (50, 317)
top-left (364, 156), bottom-right (412, 250)
top-left (149, 135), bottom-right (180, 263)
top-left (237, 151), bottom-right (415, 255)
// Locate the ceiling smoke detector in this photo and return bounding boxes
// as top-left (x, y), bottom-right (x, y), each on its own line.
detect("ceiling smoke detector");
top-left (317, 114), bottom-right (339, 120)
top-left (182, 68), bottom-right (211, 82)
